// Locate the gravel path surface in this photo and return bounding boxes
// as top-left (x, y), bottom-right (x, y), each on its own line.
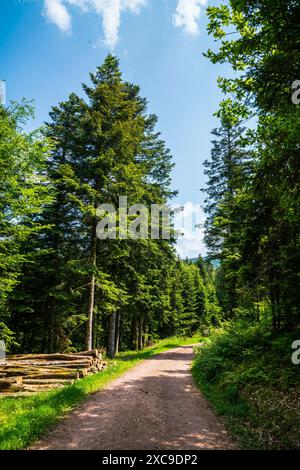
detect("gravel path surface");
top-left (33, 345), bottom-right (235, 450)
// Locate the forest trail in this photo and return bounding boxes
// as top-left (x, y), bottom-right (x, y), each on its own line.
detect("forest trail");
top-left (33, 346), bottom-right (235, 450)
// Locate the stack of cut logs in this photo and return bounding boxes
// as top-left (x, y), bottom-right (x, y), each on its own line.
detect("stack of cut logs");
top-left (0, 349), bottom-right (106, 397)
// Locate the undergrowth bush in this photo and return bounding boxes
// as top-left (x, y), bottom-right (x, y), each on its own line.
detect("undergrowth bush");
top-left (192, 321), bottom-right (300, 449)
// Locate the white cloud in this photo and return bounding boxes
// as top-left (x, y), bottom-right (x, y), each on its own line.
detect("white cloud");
top-left (173, 0), bottom-right (207, 35)
top-left (43, 0), bottom-right (147, 48)
top-left (93, 0), bottom-right (121, 49)
top-left (43, 0), bottom-right (208, 48)
top-left (173, 202), bottom-right (206, 259)
top-left (176, 233), bottom-right (206, 259)
top-left (43, 0), bottom-right (72, 33)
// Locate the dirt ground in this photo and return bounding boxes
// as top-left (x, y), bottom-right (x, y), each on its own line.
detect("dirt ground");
top-left (32, 345), bottom-right (235, 450)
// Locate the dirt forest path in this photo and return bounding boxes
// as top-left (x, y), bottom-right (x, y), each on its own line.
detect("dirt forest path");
top-left (33, 345), bottom-right (235, 450)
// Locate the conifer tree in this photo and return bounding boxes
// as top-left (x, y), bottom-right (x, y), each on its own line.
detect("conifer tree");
top-left (0, 102), bottom-right (52, 350)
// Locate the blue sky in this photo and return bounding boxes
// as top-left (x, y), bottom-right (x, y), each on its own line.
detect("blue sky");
top-left (0, 0), bottom-right (230, 257)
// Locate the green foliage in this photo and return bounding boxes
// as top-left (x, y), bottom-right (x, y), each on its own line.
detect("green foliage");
top-left (0, 103), bottom-right (52, 341)
top-left (0, 323), bottom-right (18, 351)
top-left (203, 0), bottom-right (300, 329)
top-left (193, 324), bottom-right (300, 449)
top-left (200, 13), bottom-right (300, 436)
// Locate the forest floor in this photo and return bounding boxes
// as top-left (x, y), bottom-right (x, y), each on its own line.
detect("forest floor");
top-left (32, 345), bottom-right (234, 450)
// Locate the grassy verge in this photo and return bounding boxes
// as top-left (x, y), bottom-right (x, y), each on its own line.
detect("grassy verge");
top-left (192, 323), bottom-right (300, 449)
top-left (0, 335), bottom-right (201, 450)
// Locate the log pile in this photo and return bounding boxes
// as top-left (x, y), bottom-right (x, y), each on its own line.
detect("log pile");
top-left (0, 349), bottom-right (106, 397)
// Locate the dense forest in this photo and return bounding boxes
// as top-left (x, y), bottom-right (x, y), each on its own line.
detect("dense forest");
top-left (1, 0), bottom-right (299, 358)
top-left (203, 0), bottom-right (300, 330)
top-left (0, 56), bottom-right (219, 358)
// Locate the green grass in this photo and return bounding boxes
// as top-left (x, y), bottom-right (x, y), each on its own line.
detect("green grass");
top-left (192, 323), bottom-right (300, 449)
top-left (0, 335), bottom-right (201, 450)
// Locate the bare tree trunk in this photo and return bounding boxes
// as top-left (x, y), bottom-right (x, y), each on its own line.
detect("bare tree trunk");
top-left (142, 320), bottom-right (148, 349)
top-left (138, 316), bottom-right (144, 350)
top-left (86, 222), bottom-right (97, 350)
top-left (95, 309), bottom-right (100, 349)
top-left (133, 317), bottom-right (139, 350)
top-left (144, 324), bottom-right (149, 347)
top-left (115, 312), bottom-right (121, 355)
top-left (107, 312), bottom-right (117, 358)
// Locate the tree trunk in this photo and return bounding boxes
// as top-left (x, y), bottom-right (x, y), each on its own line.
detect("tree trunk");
top-left (115, 312), bottom-right (121, 355)
top-left (144, 324), bottom-right (149, 347)
top-left (133, 317), bottom-right (139, 350)
top-left (138, 316), bottom-right (144, 350)
top-left (142, 323), bottom-right (147, 348)
top-left (86, 220), bottom-right (98, 350)
top-left (107, 312), bottom-right (117, 358)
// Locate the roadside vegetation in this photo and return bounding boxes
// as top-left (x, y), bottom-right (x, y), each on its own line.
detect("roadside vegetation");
top-left (192, 324), bottom-right (300, 449)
